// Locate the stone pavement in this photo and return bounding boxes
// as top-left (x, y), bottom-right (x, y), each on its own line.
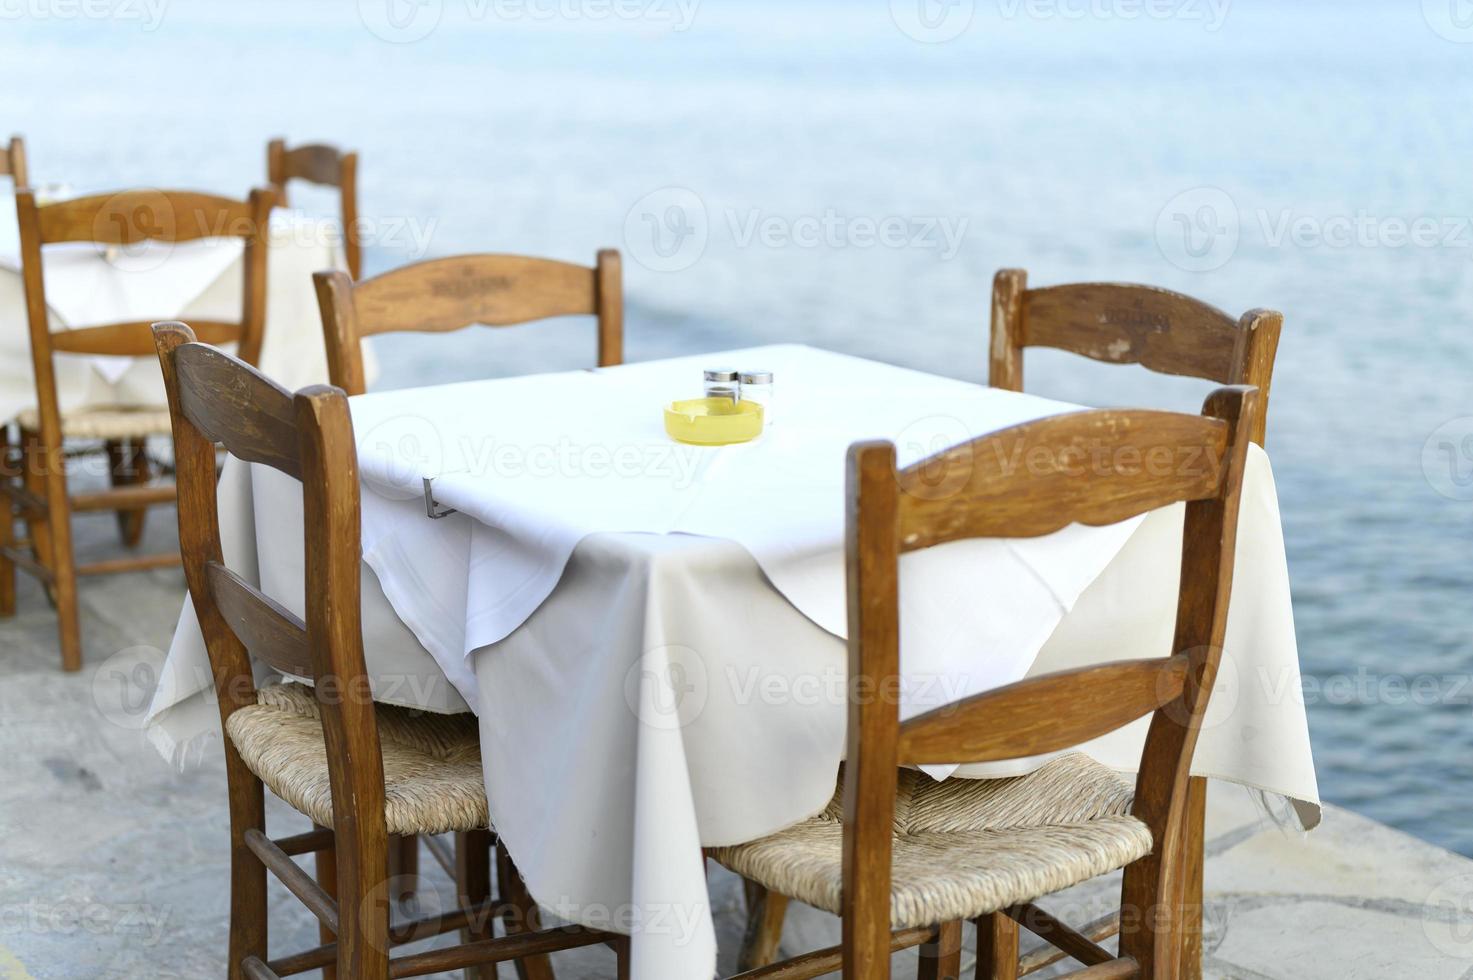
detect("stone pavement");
top-left (3, 507), bottom-right (1472, 978)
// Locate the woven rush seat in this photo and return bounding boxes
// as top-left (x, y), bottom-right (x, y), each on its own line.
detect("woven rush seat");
top-left (710, 753), bottom-right (1153, 929)
top-left (16, 404), bottom-right (173, 440)
top-left (226, 682), bottom-right (489, 835)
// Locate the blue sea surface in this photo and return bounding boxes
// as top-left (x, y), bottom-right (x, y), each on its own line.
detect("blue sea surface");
top-left (2, 0), bottom-right (1470, 852)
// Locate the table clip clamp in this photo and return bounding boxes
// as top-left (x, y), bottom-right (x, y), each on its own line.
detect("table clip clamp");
top-left (422, 477), bottom-right (457, 520)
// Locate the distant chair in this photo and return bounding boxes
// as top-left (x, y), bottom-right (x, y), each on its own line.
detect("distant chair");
top-left (713, 386), bottom-right (1258, 980)
top-left (313, 250), bottom-right (624, 396)
top-left (267, 138), bottom-right (362, 280)
top-left (152, 320), bottom-right (627, 980)
top-left (0, 134), bottom-right (28, 620)
top-left (989, 269), bottom-right (1282, 447)
top-left (0, 187), bottom-right (273, 670)
top-left (1, 134), bottom-right (27, 187)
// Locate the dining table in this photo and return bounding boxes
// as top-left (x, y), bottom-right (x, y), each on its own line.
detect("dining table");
top-left (145, 343), bottom-right (1320, 979)
top-left (0, 188), bottom-right (351, 423)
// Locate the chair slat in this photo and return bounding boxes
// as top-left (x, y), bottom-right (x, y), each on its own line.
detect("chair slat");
top-left (267, 139), bottom-right (359, 280)
top-left (896, 409), bottom-right (1229, 551)
top-left (898, 655), bottom-right (1189, 766)
top-left (172, 342), bottom-right (302, 479)
top-left (349, 254), bottom-right (598, 337)
top-left (1022, 282), bottom-right (1240, 382)
top-left (206, 561), bottom-right (312, 679)
top-left (280, 143), bottom-right (345, 186)
top-left (37, 190), bottom-right (256, 245)
top-left (49, 319), bottom-right (241, 356)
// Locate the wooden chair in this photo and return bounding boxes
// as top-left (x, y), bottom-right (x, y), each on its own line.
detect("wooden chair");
top-left (152, 321), bottom-right (628, 980)
top-left (736, 275), bottom-right (1283, 974)
top-left (0, 135), bottom-right (26, 618)
top-left (989, 270), bottom-right (1281, 447)
top-left (991, 269), bottom-right (1282, 976)
top-left (313, 249), bottom-right (622, 895)
top-left (713, 386), bottom-right (1258, 979)
top-left (1, 134), bottom-right (27, 187)
top-left (0, 188), bottom-right (273, 670)
top-left (267, 139), bottom-right (362, 281)
top-left (313, 250), bottom-right (623, 395)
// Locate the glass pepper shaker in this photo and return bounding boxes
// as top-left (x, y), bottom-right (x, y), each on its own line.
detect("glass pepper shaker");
top-left (703, 368), bottom-right (741, 405)
top-left (738, 370), bottom-right (774, 424)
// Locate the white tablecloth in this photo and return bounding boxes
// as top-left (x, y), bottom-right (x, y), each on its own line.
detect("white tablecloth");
top-left (0, 193), bottom-right (349, 423)
top-left (147, 345), bottom-right (1319, 979)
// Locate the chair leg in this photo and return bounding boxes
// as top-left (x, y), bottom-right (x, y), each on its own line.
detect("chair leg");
top-left (918, 920), bottom-right (963, 980)
top-left (316, 825), bottom-right (338, 980)
top-left (496, 839), bottom-right (557, 980)
top-left (390, 834), bottom-right (420, 906)
top-left (20, 432), bottom-right (54, 606)
top-left (31, 430), bottom-right (81, 670)
top-left (612, 935), bottom-right (630, 980)
top-left (738, 879), bottom-right (789, 969)
top-left (974, 912), bottom-right (1018, 980)
top-left (107, 438), bottom-right (150, 548)
top-left (0, 423), bottom-right (15, 617)
top-left (454, 830), bottom-right (495, 980)
top-left (1176, 777), bottom-right (1207, 980)
top-left (226, 760), bottom-right (268, 980)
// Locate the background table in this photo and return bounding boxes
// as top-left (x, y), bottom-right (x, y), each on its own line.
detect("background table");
top-left (148, 346), bottom-right (1319, 979)
top-left (0, 191), bottom-right (350, 423)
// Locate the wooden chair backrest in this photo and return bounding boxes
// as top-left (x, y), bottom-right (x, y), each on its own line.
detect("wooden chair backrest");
top-left (152, 321), bottom-right (388, 947)
top-left (313, 249), bottom-right (623, 395)
top-left (15, 188), bottom-right (274, 448)
top-left (990, 269), bottom-right (1281, 446)
top-left (840, 386), bottom-right (1257, 977)
top-left (267, 138), bottom-right (361, 280)
top-left (1, 135), bottom-right (27, 187)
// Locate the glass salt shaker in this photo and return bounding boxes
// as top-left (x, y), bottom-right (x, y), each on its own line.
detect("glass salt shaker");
top-left (703, 368), bottom-right (741, 404)
top-left (739, 370), bottom-right (774, 424)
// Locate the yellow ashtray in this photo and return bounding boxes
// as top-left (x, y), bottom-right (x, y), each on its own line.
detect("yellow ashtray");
top-left (663, 398), bottom-right (765, 445)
